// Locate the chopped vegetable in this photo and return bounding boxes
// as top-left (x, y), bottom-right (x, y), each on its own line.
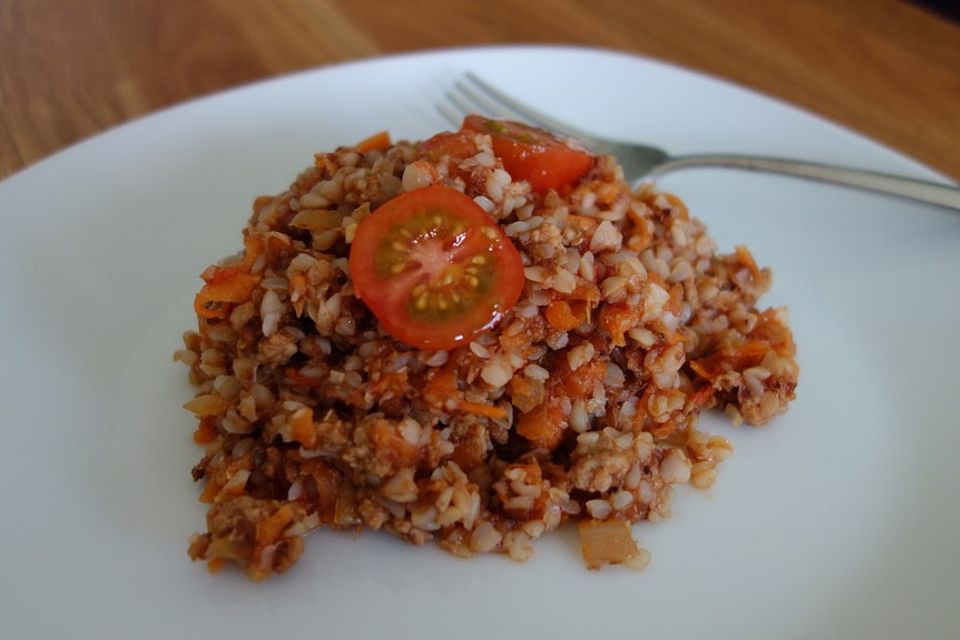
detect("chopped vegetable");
top-left (516, 399), bottom-right (566, 450)
top-left (355, 130), bottom-right (391, 153)
top-left (516, 353), bottom-right (604, 450)
top-left (545, 299), bottom-right (589, 331)
top-left (289, 408), bottom-right (316, 449)
top-left (348, 185), bottom-right (524, 350)
top-left (194, 273), bottom-right (259, 319)
top-left (192, 418), bottom-right (218, 444)
top-left (578, 519), bottom-right (644, 570)
top-left (461, 114), bottom-right (595, 192)
top-left (288, 209), bottom-right (344, 231)
top-left (690, 341), bottom-right (770, 380)
top-left (599, 302), bottom-right (641, 347)
top-left (370, 420), bottom-right (419, 467)
top-left (255, 505), bottom-right (295, 546)
top-left (735, 244), bottom-right (762, 281)
top-left (458, 400), bottom-right (507, 420)
top-left (194, 235), bottom-right (262, 319)
top-left (419, 130), bottom-right (480, 163)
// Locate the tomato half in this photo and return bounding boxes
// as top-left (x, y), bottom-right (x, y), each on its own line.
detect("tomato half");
top-left (348, 185), bottom-right (525, 350)
top-left (419, 131), bottom-right (480, 163)
top-left (461, 114), bottom-right (595, 192)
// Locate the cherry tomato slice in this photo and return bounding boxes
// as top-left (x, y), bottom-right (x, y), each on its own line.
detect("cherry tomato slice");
top-left (461, 114), bottom-right (595, 192)
top-left (348, 185), bottom-right (524, 350)
top-left (419, 131), bottom-right (480, 163)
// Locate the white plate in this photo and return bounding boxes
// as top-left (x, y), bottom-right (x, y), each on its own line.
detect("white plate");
top-left (1, 46), bottom-right (958, 639)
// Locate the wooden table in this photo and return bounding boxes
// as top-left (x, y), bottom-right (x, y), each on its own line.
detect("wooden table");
top-left (2, 0), bottom-right (958, 180)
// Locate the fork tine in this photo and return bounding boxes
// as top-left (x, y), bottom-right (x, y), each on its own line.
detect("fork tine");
top-left (436, 102), bottom-right (461, 129)
top-left (463, 72), bottom-right (590, 139)
top-left (444, 89), bottom-right (479, 122)
top-left (451, 81), bottom-right (517, 121)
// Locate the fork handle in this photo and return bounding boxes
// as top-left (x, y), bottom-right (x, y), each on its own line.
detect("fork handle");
top-left (650, 154), bottom-right (960, 211)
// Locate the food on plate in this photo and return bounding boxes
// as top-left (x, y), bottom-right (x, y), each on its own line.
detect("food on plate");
top-left (176, 116), bottom-right (798, 580)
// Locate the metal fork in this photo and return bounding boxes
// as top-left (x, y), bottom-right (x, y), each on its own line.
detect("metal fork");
top-left (442, 73), bottom-right (960, 212)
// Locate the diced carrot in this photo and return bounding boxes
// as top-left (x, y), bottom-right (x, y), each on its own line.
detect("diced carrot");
top-left (513, 463), bottom-right (543, 485)
top-left (520, 341), bottom-right (604, 452)
top-left (736, 245), bottom-right (762, 281)
top-left (450, 445), bottom-right (479, 473)
top-left (599, 302), bottom-right (640, 347)
top-left (545, 300), bottom-right (588, 332)
top-left (509, 376), bottom-right (546, 414)
top-left (423, 363), bottom-right (458, 406)
top-left (355, 130), bottom-right (391, 153)
top-left (206, 557), bottom-right (225, 574)
top-left (458, 401), bottom-right (507, 420)
top-left (735, 341), bottom-right (772, 358)
top-left (222, 474), bottom-right (248, 497)
top-left (239, 235), bottom-right (264, 271)
top-left (199, 479), bottom-right (222, 504)
top-left (200, 236), bottom-right (263, 285)
top-left (289, 209), bottom-right (344, 233)
top-left (290, 407), bottom-right (316, 449)
top-left (256, 505), bottom-right (295, 546)
top-left (450, 438), bottom-right (487, 472)
top-left (425, 363), bottom-right (508, 420)
top-left (193, 417), bottom-right (218, 444)
top-left (625, 219), bottom-right (652, 252)
top-left (689, 341), bottom-right (771, 379)
top-left (660, 193), bottom-right (689, 220)
top-left (194, 272), bottom-right (260, 319)
top-left (751, 309), bottom-right (796, 357)
top-left (569, 280), bottom-right (602, 304)
top-left (200, 264), bottom-right (241, 285)
top-left (689, 359), bottom-right (717, 380)
top-left (371, 370), bottom-right (409, 395)
top-left (370, 420), bottom-right (419, 467)
top-left (252, 195), bottom-right (274, 214)
top-left (516, 400), bottom-right (566, 450)
top-left (563, 359), bottom-right (606, 398)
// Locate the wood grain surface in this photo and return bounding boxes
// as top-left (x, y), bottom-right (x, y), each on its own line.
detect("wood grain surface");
top-left (1, 0), bottom-right (958, 180)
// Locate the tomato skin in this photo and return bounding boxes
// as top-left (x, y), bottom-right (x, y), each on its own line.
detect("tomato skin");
top-left (348, 185), bottom-right (524, 351)
top-left (419, 131), bottom-right (480, 163)
top-left (461, 115), bottom-right (595, 192)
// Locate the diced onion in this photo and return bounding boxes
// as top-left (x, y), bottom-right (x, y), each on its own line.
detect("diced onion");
top-left (578, 519), bottom-right (643, 570)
